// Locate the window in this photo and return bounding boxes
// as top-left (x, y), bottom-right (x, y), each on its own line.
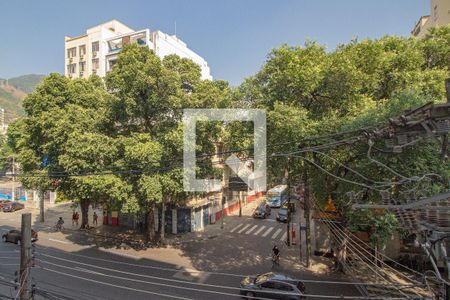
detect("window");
top-left (92, 41), bottom-right (99, 53)
top-left (79, 45), bottom-right (86, 56)
top-left (67, 47), bottom-right (76, 58)
top-left (92, 58), bottom-right (99, 70)
top-left (255, 273), bottom-right (275, 285)
top-left (108, 59), bottom-right (117, 70)
top-left (260, 282), bottom-right (276, 289)
top-left (275, 282), bottom-right (294, 291)
top-left (67, 63), bottom-right (76, 74)
top-left (107, 38), bottom-right (122, 53)
top-left (79, 61), bottom-right (86, 72)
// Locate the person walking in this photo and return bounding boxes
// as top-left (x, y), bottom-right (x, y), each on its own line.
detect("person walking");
top-left (72, 211), bottom-right (79, 226)
top-left (93, 211), bottom-right (98, 226)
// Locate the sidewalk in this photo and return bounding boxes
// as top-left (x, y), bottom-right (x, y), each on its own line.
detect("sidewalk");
top-left (168, 197), bottom-right (266, 245)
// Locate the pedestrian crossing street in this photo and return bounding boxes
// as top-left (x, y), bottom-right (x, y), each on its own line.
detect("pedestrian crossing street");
top-left (229, 221), bottom-right (290, 242)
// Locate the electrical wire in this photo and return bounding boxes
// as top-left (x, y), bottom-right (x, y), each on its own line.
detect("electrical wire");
top-left (311, 197), bottom-right (429, 298)
top-left (34, 259), bottom-right (421, 300)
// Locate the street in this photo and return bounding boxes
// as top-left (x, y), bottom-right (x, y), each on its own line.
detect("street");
top-left (0, 201), bottom-right (361, 300)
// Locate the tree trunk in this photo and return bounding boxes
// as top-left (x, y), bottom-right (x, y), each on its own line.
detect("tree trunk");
top-left (80, 199), bottom-right (90, 229)
top-left (39, 190), bottom-right (45, 223)
top-left (160, 201), bottom-right (165, 242)
top-left (146, 205), bottom-right (157, 242)
top-left (336, 234), bottom-right (347, 273)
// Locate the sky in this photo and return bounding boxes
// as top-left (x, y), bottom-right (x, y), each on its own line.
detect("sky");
top-left (0, 0), bottom-right (429, 86)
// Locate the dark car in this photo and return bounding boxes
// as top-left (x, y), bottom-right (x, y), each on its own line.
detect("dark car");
top-left (253, 204), bottom-right (271, 219)
top-left (0, 200), bottom-right (11, 211)
top-left (2, 229), bottom-right (38, 245)
top-left (276, 204), bottom-right (288, 223)
top-left (2, 202), bottom-right (24, 212)
top-left (240, 272), bottom-right (305, 299)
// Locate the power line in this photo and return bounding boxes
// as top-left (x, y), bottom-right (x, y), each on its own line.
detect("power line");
top-left (310, 197), bottom-right (429, 298)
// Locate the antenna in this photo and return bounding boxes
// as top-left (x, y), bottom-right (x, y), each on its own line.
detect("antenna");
top-left (174, 21), bottom-right (177, 36)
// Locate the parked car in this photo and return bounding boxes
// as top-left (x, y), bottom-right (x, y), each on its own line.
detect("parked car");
top-left (2, 229), bottom-right (38, 245)
top-left (0, 200), bottom-right (11, 211)
top-left (253, 204), bottom-right (271, 219)
top-left (276, 203), bottom-right (289, 223)
top-left (240, 272), bottom-right (305, 299)
top-left (2, 202), bottom-right (24, 212)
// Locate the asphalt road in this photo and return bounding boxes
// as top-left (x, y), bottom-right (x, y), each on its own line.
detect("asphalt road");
top-left (0, 204), bottom-right (361, 300)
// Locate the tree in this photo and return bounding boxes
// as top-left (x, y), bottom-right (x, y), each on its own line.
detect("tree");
top-left (240, 27), bottom-right (450, 244)
top-left (11, 74), bottom-right (114, 226)
top-left (106, 44), bottom-right (229, 241)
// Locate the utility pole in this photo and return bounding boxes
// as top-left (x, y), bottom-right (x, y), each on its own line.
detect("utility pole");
top-left (286, 157), bottom-right (291, 246)
top-left (11, 154), bottom-right (15, 201)
top-left (304, 162), bottom-right (311, 268)
top-left (238, 191), bottom-right (242, 217)
top-left (19, 213), bottom-right (32, 300)
top-left (221, 196), bottom-right (225, 229)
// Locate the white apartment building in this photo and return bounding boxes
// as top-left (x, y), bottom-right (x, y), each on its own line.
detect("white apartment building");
top-left (0, 108), bottom-right (6, 135)
top-left (64, 20), bottom-right (212, 80)
top-left (411, 0), bottom-right (450, 38)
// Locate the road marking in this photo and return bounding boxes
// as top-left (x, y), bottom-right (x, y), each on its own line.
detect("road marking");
top-left (0, 257), bottom-right (19, 259)
top-left (253, 225), bottom-right (266, 235)
top-left (75, 267), bottom-right (105, 276)
top-left (271, 228), bottom-right (282, 239)
top-left (245, 225), bottom-right (258, 234)
top-left (98, 248), bottom-right (141, 260)
top-left (42, 267), bottom-right (193, 300)
top-left (237, 224), bottom-right (250, 234)
top-left (0, 250), bottom-right (19, 253)
top-left (229, 224), bottom-right (242, 233)
top-left (48, 238), bottom-right (70, 245)
top-left (38, 246), bottom-right (246, 278)
top-left (265, 219), bottom-right (276, 222)
top-left (173, 267), bottom-right (208, 283)
top-left (42, 258), bottom-right (294, 299)
top-left (280, 232), bottom-right (287, 242)
top-left (261, 227), bottom-right (274, 237)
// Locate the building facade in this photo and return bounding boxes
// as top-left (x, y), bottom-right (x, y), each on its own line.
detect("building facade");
top-left (411, 0), bottom-right (450, 38)
top-left (64, 20), bottom-right (212, 80)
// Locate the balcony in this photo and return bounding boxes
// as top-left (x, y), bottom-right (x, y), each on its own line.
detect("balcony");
top-left (106, 30), bottom-right (150, 54)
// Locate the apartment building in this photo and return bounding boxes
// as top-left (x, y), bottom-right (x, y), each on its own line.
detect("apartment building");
top-left (411, 0), bottom-right (450, 38)
top-left (0, 108), bottom-right (6, 135)
top-left (64, 20), bottom-right (212, 80)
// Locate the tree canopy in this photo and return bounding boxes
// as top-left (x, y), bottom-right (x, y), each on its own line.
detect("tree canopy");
top-left (6, 26), bottom-right (450, 245)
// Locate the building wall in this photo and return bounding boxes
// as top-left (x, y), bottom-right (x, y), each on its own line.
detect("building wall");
top-left (65, 20), bottom-right (135, 79)
top-left (153, 31), bottom-right (212, 80)
top-left (412, 0), bottom-right (450, 38)
top-left (430, 0), bottom-right (450, 26)
top-left (65, 20), bottom-right (212, 80)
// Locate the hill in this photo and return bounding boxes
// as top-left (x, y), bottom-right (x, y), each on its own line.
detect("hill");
top-left (7, 74), bottom-right (45, 94)
top-left (0, 74), bottom-right (45, 122)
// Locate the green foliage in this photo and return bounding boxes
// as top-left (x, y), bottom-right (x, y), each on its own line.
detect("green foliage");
top-left (346, 209), bottom-right (399, 247)
top-left (241, 26), bottom-right (450, 237)
top-left (8, 27), bottom-right (449, 239)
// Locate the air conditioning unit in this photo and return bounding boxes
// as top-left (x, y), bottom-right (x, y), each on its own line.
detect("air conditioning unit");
top-left (93, 51), bottom-right (98, 57)
top-left (80, 55), bottom-right (84, 60)
top-left (92, 69), bottom-right (97, 74)
top-left (79, 72), bottom-right (84, 76)
top-left (69, 58), bottom-right (73, 63)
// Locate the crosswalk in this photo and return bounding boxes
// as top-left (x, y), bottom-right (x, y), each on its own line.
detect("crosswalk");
top-left (228, 221), bottom-right (290, 242)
